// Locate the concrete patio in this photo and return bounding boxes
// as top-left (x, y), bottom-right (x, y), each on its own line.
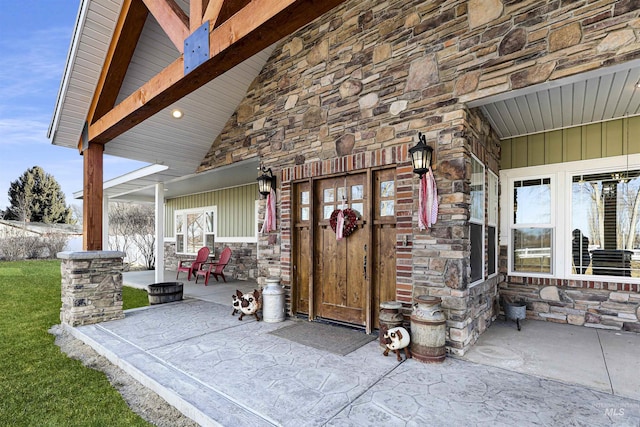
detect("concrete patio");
top-left (61, 270), bottom-right (640, 426)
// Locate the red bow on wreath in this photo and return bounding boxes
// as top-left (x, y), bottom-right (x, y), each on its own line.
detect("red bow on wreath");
top-left (330, 208), bottom-right (359, 239)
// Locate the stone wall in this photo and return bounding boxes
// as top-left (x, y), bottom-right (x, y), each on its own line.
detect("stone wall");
top-left (58, 251), bottom-right (125, 327)
top-left (499, 277), bottom-right (640, 332)
top-left (165, 241), bottom-right (258, 281)
top-left (196, 0), bottom-right (640, 354)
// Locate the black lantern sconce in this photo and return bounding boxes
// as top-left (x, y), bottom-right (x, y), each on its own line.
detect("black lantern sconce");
top-left (257, 165), bottom-right (276, 196)
top-left (409, 132), bottom-right (434, 178)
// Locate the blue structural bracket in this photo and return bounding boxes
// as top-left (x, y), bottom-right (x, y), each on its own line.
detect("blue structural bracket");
top-left (184, 21), bottom-right (210, 75)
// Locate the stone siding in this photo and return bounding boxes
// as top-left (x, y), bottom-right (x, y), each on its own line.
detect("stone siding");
top-left (196, 0), bottom-right (640, 354)
top-left (500, 277), bottom-right (640, 332)
top-left (165, 241), bottom-right (258, 281)
top-left (58, 251), bottom-right (125, 327)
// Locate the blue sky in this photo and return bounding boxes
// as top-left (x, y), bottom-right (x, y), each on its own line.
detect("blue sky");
top-left (0, 1), bottom-right (145, 212)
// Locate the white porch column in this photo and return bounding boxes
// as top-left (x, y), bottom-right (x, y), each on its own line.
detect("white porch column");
top-left (102, 195), bottom-right (109, 250)
top-left (155, 183), bottom-right (165, 283)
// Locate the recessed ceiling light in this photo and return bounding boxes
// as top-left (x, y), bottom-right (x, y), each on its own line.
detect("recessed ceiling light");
top-left (171, 109), bottom-right (183, 119)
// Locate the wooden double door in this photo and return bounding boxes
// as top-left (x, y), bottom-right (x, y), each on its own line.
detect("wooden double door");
top-left (293, 169), bottom-right (397, 332)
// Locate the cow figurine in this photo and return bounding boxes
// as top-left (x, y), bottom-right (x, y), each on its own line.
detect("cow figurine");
top-left (382, 326), bottom-right (412, 361)
top-left (232, 289), bottom-right (261, 321)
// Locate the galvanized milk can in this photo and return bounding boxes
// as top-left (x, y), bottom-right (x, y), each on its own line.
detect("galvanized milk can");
top-left (262, 277), bottom-right (285, 322)
top-left (410, 295), bottom-right (446, 363)
top-left (379, 301), bottom-right (404, 348)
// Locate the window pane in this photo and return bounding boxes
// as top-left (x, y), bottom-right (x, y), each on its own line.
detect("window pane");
top-left (470, 223), bottom-right (483, 282)
top-left (380, 181), bottom-right (394, 197)
top-left (471, 158), bottom-right (484, 221)
top-left (512, 228), bottom-right (552, 273)
top-left (205, 211), bottom-right (215, 233)
top-left (176, 234), bottom-right (184, 253)
top-left (186, 213), bottom-right (204, 253)
top-left (324, 188), bottom-right (334, 203)
top-left (176, 215), bottom-right (184, 233)
top-left (351, 185), bottom-right (363, 200)
top-left (380, 200), bottom-right (394, 216)
top-left (571, 171), bottom-right (640, 277)
top-left (301, 207), bottom-right (309, 221)
top-left (488, 225), bottom-right (496, 276)
top-left (301, 191), bottom-right (309, 205)
top-left (514, 178), bottom-right (551, 224)
top-left (488, 172), bottom-right (498, 225)
top-left (351, 203), bottom-right (363, 216)
top-left (337, 187), bottom-right (347, 202)
top-left (324, 205), bottom-right (334, 219)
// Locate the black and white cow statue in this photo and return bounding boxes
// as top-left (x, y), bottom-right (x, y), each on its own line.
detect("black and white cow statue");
top-left (382, 326), bottom-right (412, 361)
top-left (232, 289), bottom-right (261, 321)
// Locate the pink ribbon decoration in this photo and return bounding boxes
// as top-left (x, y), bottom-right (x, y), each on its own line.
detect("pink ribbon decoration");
top-left (260, 188), bottom-right (276, 233)
top-left (336, 209), bottom-right (345, 240)
top-left (418, 168), bottom-right (438, 231)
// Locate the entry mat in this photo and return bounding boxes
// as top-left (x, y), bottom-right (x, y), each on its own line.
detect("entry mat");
top-left (268, 321), bottom-right (376, 356)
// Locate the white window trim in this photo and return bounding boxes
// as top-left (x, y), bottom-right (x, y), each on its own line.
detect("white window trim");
top-left (174, 206), bottom-right (217, 255)
top-left (470, 155), bottom-right (485, 286)
top-left (488, 170), bottom-right (499, 279)
top-left (500, 154), bottom-right (640, 283)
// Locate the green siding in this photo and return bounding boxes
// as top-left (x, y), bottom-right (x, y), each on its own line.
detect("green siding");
top-left (164, 184), bottom-right (258, 238)
top-left (501, 116), bottom-right (640, 169)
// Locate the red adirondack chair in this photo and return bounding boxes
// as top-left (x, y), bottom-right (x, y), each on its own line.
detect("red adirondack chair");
top-left (195, 246), bottom-right (232, 285)
top-left (176, 247), bottom-right (210, 281)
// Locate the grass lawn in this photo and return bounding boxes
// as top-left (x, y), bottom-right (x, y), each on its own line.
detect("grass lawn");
top-left (0, 259), bottom-right (151, 426)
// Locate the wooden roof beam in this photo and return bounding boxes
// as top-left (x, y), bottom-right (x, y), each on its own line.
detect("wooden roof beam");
top-left (190, 0), bottom-right (209, 32)
top-left (141, 0), bottom-right (189, 53)
top-left (88, 0), bottom-right (347, 145)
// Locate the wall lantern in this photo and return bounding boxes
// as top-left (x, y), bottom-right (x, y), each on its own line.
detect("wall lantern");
top-left (409, 132), bottom-right (433, 178)
top-left (257, 166), bottom-right (276, 196)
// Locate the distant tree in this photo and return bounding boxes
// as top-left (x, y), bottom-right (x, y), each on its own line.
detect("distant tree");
top-left (6, 166), bottom-right (73, 224)
top-left (109, 202), bottom-right (156, 269)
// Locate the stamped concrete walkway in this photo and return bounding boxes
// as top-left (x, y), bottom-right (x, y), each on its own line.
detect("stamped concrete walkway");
top-left (64, 271), bottom-right (640, 426)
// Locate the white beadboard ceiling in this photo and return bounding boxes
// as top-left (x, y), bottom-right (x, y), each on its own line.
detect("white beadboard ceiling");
top-left (470, 59), bottom-right (640, 139)
top-left (49, 0), bottom-right (274, 202)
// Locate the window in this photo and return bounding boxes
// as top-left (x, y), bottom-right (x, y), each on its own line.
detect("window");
top-left (175, 207), bottom-right (217, 255)
top-left (470, 156), bottom-right (484, 283)
top-left (488, 171), bottom-right (498, 276)
top-left (571, 170), bottom-right (640, 277)
top-left (511, 178), bottom-right (553, 274)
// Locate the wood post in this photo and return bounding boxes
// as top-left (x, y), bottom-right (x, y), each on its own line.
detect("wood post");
top-left (83, 142), bottom-right (104, 250)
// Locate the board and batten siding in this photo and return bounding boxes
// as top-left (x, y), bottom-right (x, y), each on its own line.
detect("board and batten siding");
top-left (164, 184), bottom-right (258, 239)
top-left (501, 117), bottom-right (640, 169)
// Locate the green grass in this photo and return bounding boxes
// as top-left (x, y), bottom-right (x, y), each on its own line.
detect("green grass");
top-left (0, 260), bottom-right (151, 427)
top-left (122, 285), bottom-right (150, 310)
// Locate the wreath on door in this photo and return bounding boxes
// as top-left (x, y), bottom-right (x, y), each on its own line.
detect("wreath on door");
top-left (329, 208), bottom-right (359, 237)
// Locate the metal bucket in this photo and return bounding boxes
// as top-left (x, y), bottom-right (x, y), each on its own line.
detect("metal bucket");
top-left (410, 295), bottom-right (446, 363)
top-left (379, 301), bottom-right (404, 348)
top-left (148, 282), bottom-right (183, 305)
top-left (504, 300), bottom-right (526, 331)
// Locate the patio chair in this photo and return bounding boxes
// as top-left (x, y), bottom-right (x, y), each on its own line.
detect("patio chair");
top-left (195, 246), bottom-right (232, 285)
top-left (176, 247), bottom-right (210, 281)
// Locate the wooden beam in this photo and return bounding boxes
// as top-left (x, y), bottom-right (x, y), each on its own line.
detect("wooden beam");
top-left (90, 0), bottom-right (148, 124)
top-left (88, 0), bottom-right (347, 145)
top-left (202, 0), bottom-right (224, 27)
top-left (141, 0), bottom-right (189, 53)
top-left (82, 143), bottom-right (104, 250)
top-left (189, 0), bottom-right (209, 32)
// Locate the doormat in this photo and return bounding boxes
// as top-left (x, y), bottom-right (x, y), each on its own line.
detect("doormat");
top-left (269, 321), bottom-right (376, 356)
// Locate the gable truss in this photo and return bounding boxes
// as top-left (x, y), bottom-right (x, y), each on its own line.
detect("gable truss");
top-left (86, 0), bottom-right (347, 146)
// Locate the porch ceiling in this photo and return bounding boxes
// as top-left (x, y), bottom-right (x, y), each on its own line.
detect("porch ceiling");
top-left (470, 59), bottom-right (640, 139)
top-left (49, 0), bottom-right (274, 193)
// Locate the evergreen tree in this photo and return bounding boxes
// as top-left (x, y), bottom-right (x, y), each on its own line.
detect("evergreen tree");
top-left (6, 166), bottom-right (73, 224)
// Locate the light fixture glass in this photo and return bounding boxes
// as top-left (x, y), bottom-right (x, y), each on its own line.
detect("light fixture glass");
top-left (409, 132), bottom-right (433, 178)
top-left (257, 166), bottom-right (276, 196)
top-left (171, 109), bottom-right (183, 119)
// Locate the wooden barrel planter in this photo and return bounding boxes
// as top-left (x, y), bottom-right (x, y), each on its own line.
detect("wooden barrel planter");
top-left (148, 282), bottom-right (183, 305)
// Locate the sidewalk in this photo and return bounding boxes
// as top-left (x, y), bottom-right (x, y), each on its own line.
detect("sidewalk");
top-left (67, 284), bottom-right (640, 426)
